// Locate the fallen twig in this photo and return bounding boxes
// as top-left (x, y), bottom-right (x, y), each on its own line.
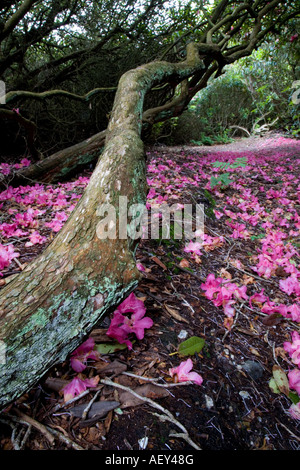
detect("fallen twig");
top-left (100, 377), bottom-right (201, 450)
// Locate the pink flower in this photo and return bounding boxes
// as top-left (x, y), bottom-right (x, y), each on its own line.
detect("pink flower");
top-left (0, 222), bottom-right (28, 238)
top-left (223, 299), bottom-right (236, 317)
top-left (70, 338), bottom-right (99, 372)
top-left (20, 158), bottom-right (31, 167)
top-left (136, 263), bottom-right (145, 272)
top-left (25, 231), bottom-right (47, 247)
top-left (290, 33), bottom-right (298, 42)
top-left (184, 241), bottom-right (202, 256)
top-left (249, 289), bottom-right (268, 308)
top-left (279, 276), bottom-right (300, 296)
top-left (169, 358), bottom-right (203, 385)
top-left (0, 244), bottom-right (19, 272)
top-left (62, 376), bottom-right (99, 402)
top-left (106, 293), bottom-right (153, 349)
top-left (0, 163), bottom-right (11, 175)
top-left (213, 286), bottom-right (233, 307)
top-left (287, 304), bottom-right (300, 322)
top-left (288, 368), bottom-right (300, 395)
top-left (232, 284), bottom-right (248, 301)
top-left (45, 219), bottom-right (63, 232)
top-left (288, 402), bottom-right (300, 420)
top-left (201, 273), bottom-right (222, 300)
top-left (284, 332), bottom-right (300, 366)
top-left (227, 222), bottom-right (250, 239)
top-left (261, 301), bottom-right (288, 317)
top-left (106, 311), bottom-right (133, 348)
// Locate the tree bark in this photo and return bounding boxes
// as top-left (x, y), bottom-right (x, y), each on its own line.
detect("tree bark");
top-left (0, 43), bottom-right (204, 411)
top-left (0, 129), bottom-right (107, 187)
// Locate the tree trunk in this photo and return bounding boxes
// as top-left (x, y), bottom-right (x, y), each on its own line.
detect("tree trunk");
top-left (0, 130), bottom-right (107, 187)
top-left (0, 43), bottom-right (203, 411)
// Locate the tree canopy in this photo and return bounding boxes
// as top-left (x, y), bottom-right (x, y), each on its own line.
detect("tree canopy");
top-left (1, 0), bottom-right (299, 157)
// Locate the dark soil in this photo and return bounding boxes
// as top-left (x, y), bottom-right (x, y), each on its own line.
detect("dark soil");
top-left (0, 134), bottom-right (299, 452)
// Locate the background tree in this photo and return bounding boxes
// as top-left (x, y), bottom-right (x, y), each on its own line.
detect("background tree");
top-left (1, 0), bottom-right (299, 163)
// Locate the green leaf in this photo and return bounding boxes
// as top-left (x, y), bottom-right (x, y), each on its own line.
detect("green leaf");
top-left (95, 341), bottom-right (129, 354)
top-left (289, 391), bottom-right (300, 405)
top-left (269, 378), bottom-right (280, 394)
top-left (272, 365), bottom-right (290, 396)
top-left (178, 336), bottom-right (205, 357)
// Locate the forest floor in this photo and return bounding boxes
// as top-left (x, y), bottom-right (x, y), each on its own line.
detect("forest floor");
top-left (0, 133), bottom-right (300, 452)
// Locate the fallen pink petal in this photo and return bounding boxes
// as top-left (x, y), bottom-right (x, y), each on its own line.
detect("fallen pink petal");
top-left (169, 358), bottom-right (203, 386)
top-left (70, 338), bottom-right (99, 372)
top-left (62, 376), bottom-right (99, 402)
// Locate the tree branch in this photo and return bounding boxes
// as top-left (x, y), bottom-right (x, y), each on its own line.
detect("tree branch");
top-left (0, 0), bottom-right (39, 42)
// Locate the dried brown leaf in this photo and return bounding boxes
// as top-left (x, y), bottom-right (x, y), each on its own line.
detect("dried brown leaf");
top-left (119, 384), bottom-right (169, 408)
top-left (164, 303), bottom-right (188, 323)
top-left (151, 256), bottom-right (167, 270)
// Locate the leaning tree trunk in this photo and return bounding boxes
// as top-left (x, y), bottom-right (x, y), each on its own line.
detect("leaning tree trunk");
top-left (0, 43), bottom-right (203, 411)
top-left (0, 129), bottom-right (107, 187)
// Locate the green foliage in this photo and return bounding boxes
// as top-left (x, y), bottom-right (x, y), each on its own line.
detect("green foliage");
top-left (210, 173), bottom-right (232, 188)
top-left (212, 157), bottom-right (248, 171)
top-left (210, 157), bottom-right (248, 188)
top-left (178, 336), bottom-right (205, 357)
top-left (95, 341), bottom-right (129, 354)
top-left (229, 35), bottom-right (300, 137)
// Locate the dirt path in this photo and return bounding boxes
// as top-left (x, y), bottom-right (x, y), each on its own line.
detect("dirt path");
top-left (152, 133), bottom-right (300, 154)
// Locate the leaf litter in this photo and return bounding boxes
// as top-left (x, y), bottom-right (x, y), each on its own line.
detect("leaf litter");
top-left (0, 134), bottom-right (300, 450)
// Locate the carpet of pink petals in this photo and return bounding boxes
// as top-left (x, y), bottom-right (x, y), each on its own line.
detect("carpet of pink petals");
top-left (0, 135), bottom-right (300, 419)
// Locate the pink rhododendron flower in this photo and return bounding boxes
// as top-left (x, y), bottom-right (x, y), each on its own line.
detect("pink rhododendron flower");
top-left (184, 240), bottom-right (202, 256)
top-left (213, 285), bottom-right (233, 307)
top-left (261, 301), bottom-right (288, 317)
top-left (25, 231), bottom-right (47, 247)
top-left (288, 368), bottom-right (300, 395)
top-left (284, 332), bottom-right (300, 367)
top-left (279, 276), bottom-right (300, 296)
top-left (20, 158), bottom-right (31, 167)
top-left (169, 358), bottom-right (203, 385)
top-left (62, 375), bottom-right (99, 402)
top-left (0, 222), bottom-right (28, 238)
top-left (231, 284), bottom-right (248, 301)
top-left (45, 219), bottom-right (63, 232)
top-left (14, 158), bottom-right (31, 169)
top-left (136, 263), bottom-right (145, 272)
top-left (70, 338), bottom-right (99, 372)
top-left (200, 273), bottom-right (222, 300)
top-left (0, 243), bottom-right (19, 273)
top-left (222, 299), bottom-right (236, 317)
top-left (249, 289), bottom-right (269, 308)
top-left (201, 274), bottom-right (247, 323)
top-left (227, 222), bottom-right (250, 239)
top-left (106, 293), bottom-right (153, 349)
top-left (0, 163), bottom-right (11, 175)
top-left (288, 402), bottom-right (300, 420)
top-left (106, 311), bottom-right (133, 348)
top-left (287, 304), bottom-right (300, 322)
